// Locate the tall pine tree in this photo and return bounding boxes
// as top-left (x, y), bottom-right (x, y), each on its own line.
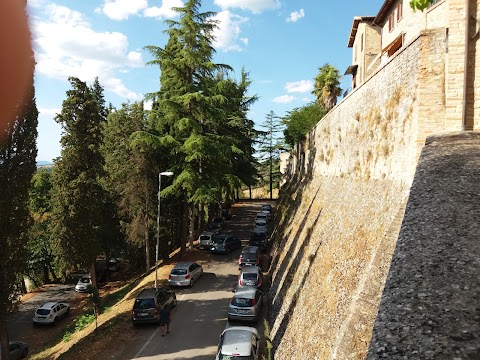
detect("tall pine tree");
top-left (0, 83), bottom-right (38, 358)
top-left (50, 77), bottom-right (105, 287)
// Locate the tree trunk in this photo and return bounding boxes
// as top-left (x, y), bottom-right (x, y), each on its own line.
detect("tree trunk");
top-left (249, 186), bottom-right (252, 200)
top-left (180, 201), bottom-right (189, 256)
top-left (49, 265), bottom-right (58, 283)
top-left (188, 203), bottom-right (195, 250)
top-left (20, 278), bottom-right (27, 294)
top-left (90, 262), bottom-right (97, 289)
top-left (0, 318), bottom-right (10, 360)
top-left (145, 190), bottom-right (151, 272)
top-left (43, 265), bottom-right (49, 284)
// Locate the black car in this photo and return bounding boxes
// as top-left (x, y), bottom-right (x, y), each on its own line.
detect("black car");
top-left (132, 287), bottom-right (177, 325)
top-left (249, 231), bottom-right (268, 250)
top-left (221, 208), bottom-right (232, 220)
top-left (210, 234), bottom-right (242, 254)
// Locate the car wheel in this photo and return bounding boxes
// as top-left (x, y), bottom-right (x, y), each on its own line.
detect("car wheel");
top-left (66, 307), bottom-right (70, 316)
top-left (189, 279), bottom-right (193, 287)
top-left (172, 299), bottom-right (178, 308)
top-left (53, 316), bottom-right (58, 324)
top-left (22, 348), bottom-right (28, 358)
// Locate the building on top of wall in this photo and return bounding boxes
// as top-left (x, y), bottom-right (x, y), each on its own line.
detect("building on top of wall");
top-left (345, 0), bottom-right (478, 132)
top-left (344, 17), bottom-right (381, 90)
top-left (374, 0), bottom-right (447, 65)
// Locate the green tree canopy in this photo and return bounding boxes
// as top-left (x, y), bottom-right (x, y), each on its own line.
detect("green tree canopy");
top-left (50, 77), bottom-right (106, 286)
top-left (283, 103), bottom-right (327, 147)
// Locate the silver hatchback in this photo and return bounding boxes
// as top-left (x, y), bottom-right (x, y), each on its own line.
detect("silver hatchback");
top-left (228, 288), bottom-right (263, 322)
top-left (168, 262), bottom-right (203, 287)
top-left (238, 266), bottom-right (263, 289)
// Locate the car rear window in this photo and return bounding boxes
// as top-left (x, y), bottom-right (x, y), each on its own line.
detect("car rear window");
top-left (232, 297), bottom-right (254, 307)
top-left (134, 298), bottom-right (155, 309)
top-left (218, 355), bottom-right (252, 360)
top-left (200, 235), bottom-right (211, 240)
top-left (36, 309), bottom-right (51, 315)
top-left (171, 269), bottom-right (187, 275)
top-left (243, 273), bottom-right (258, 280)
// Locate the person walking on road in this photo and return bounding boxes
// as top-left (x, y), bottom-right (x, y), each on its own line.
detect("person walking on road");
top-left (160, 305), bottom-right (171, 336)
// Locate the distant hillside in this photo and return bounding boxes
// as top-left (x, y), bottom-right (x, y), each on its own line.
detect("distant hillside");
top-left (36, 161), bottom-right (53, 166)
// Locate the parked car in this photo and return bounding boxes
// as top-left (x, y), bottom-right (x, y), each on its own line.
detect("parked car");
top-left (108, 258), bottom-right (118, 272)
top-left (221, 208), bottom-right (232, 220)
top-left (249, 231), bottom-right (268, 250)
top-left (75, 276), bottom-right (92, 292)
top-left (210, 234), bottom-right (242, 254)
top-left (32, 302), bottom-right (70, 325)
top-left (238, 246), bottom-right (260, 269)
top-left (253, 220), bottom-right (268, 233)
top-left (255, 212), bottom-right (268, 222)
top-left (238, 266), bottom-right (263, 289)
top-left (168, 262), bottom-right (203, 287)
top-left (215, 326), bottom-right (260, 360)
top-left (261, 204), bottom-right (272, 213)
top-left (212, 217), bottom-right (225, 228)
top-left (206, 222), bottom-right (222, 235)
top-left (197, 231), bottom-right (215, 250)
top-left (0, 341), bottom-right (28, 360)
top-left (132, 287), bottom-right (177, 325)
top-left (228, 288), bottom-right (263, 322)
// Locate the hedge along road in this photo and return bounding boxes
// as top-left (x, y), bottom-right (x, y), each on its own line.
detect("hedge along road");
top-left (120, 201), bottom-right (272, 360)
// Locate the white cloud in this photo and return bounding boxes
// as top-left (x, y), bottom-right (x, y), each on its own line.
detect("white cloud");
top-left (286, 8), bottom-right (305, 23)
top-left (143, 0), bottom-right (184, 19)
top-left (31, 4), bottom-right (142, 101)
top-left (212, 10), bottom-right (248, 52)
top-left (273, 95), bottom-right (295, 104)
top-left (38, 107), bottom-right (61, 117)
top-left (97, 0), bottom-right (148, 21)
top-left (214, 0), bottom-right (280, 14)
top-left (144, 99), bottom-right (153, 111)
top-left (285, 80), bottom-right (313, 93)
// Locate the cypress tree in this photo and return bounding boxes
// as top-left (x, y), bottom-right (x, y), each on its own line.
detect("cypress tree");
top-left (0, 84), bottom-right (38, 358)
top-left (50, 77), bottom-right (105, 287)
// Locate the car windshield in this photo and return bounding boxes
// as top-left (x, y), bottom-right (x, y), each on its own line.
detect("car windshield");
top-left (255, 222), bottom-right (266, 226)
top-left (218, 355), bottom-right (252, 360)
top-left (232, 297), bottom-right (254, 307)
top-left (243, 273), bottom-right (258, 280)
top-left (36, 309), bottom-right (51, 315)
top-left (171, 269), bottom-right (187, 275)
top-left (134, 298), bottom-right (155, 310)
top-left (79, 278), bottom-right (90, 283)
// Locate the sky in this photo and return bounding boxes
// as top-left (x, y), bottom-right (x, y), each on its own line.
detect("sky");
top-left (27, 0), bottom-right (385, 162)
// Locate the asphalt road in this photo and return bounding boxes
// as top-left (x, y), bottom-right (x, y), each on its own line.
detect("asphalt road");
top-left (124, 201), bottom-right (269, 360)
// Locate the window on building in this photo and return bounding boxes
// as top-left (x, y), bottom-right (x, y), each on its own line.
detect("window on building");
top-left (397, 1), bottom-right (403, 22)
top-left (361, 33), bottom-right (364, 52)
top-left (354, 44), bottom-right (357, 62)
top-left (429, 0), bottom-right (442, 6)
top-left (388, 14), bottom-right (394, 32)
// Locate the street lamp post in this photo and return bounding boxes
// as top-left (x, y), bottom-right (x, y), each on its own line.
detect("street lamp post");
top-left (155, 171), bottom-right (173, 290)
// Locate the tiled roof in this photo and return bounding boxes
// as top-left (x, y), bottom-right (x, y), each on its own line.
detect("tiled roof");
top-left (347, 16), bottom-right (376, 47)
top-left (374, 0), bottom-right (397, 25)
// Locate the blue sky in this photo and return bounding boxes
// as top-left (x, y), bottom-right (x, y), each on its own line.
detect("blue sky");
top-left (28, 0), bottom-right (385, 162)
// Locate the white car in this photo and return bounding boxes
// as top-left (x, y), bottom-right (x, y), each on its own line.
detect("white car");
top-left (32, 302), bottom-right (70, 325)
top-left (253, 220), bottom-right (268, 233)
top-left (75, 276), bottom-right (92, 292)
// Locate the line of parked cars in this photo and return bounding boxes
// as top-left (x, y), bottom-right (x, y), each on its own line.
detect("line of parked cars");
top-left (128, 204), bottom-right (273, 359)
top-left (215, 204), bottom-right (273, 360)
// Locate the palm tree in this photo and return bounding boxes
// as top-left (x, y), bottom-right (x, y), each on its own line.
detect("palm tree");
top-left (312, 64), bottom-right (342, 111)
